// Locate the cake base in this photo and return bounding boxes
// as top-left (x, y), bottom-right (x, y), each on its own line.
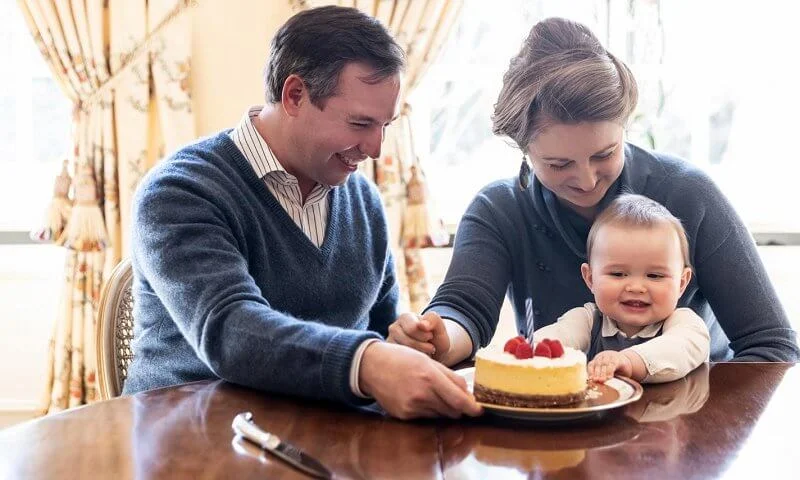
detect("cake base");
top-left (474, 384), bottom-right (586, 408)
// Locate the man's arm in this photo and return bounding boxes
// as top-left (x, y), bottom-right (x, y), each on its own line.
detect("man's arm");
top-left (366, 249), bottom-right (400, 337)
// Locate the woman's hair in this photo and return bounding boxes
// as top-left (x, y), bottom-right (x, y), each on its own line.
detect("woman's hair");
top-left (586, 194), bottom-right (692, 269)
top-left (493, 17), bottom-right (638, 149)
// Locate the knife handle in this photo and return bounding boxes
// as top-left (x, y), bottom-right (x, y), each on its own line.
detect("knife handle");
top-left (232, 412), bottom-right (280, 450)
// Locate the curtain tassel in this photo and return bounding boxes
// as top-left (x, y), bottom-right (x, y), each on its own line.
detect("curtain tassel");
top-left (401, 164), bottom-right (448, 248)
top-left (31, 159), bottom-right (73, 244)
top-left (58, 164), bottom-right (107, 252)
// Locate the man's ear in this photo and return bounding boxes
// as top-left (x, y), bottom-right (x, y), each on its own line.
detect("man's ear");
top-left (281, 74), bottom-right (306, 117)
top-left (581, 263), bottom-right (594, 292)
top-left (679, 267), bottom-right (693, 295)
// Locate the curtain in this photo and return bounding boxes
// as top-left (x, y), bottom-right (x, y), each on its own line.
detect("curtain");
top-left (18, 0), bottom-right (195, 413)
top-left (299, 0), bottom-right (464, 312)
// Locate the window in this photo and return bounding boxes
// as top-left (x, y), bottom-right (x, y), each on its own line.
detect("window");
top-left (620, 0), bottom-right (800, 235)
top-left (0, 3), bottom-right (72, 411)
top-left (411, 0), bottom-right (800, 236)
top-left (0, 1), bottom-right (71, 234)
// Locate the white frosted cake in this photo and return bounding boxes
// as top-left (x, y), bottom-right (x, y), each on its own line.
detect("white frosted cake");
top-left (473, 337), bottom-right (588, 408)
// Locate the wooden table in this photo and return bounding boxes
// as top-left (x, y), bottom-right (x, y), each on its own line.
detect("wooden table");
top-left (1, 363), bottom-right (796, 479)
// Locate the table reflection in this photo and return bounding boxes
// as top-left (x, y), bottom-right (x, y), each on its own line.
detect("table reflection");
top-left (624, 363), bottom-right (710, 423)
top-left (130, 380), bottom-right (444, 479)
top-left (132, 381), bottom-right (249, 478)
top-left (440, 364), bottom-right (715, 478)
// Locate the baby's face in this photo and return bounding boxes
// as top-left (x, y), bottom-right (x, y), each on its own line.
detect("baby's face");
top-left (582, 223), bottom-right (691, 336)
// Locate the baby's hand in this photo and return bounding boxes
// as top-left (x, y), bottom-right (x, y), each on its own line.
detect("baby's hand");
top-left (387, 311), bottom-right (450, 362)
top-left (588, 350), bottom-right (633, 383)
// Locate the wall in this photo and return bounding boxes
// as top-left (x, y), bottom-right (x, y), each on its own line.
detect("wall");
top-left (191, 0), bottom-right (294, 136)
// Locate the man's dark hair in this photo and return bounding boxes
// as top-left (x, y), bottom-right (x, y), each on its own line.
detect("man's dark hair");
top-left (264, 6), bottom-right (406, 108)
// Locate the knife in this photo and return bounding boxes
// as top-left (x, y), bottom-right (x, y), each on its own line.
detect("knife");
top-left (231, 412), bottom-right (333, 479)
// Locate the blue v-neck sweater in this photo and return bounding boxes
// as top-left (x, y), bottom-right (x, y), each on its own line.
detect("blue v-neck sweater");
top-left (123, 132), bottom-right (399, 405)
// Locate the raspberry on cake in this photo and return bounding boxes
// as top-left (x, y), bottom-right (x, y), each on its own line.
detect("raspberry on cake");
top-left (474, 337), bottom-right (588, 408)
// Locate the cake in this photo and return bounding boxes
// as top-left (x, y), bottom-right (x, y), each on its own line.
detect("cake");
top-left (473, 336), bottom-right (588, 408)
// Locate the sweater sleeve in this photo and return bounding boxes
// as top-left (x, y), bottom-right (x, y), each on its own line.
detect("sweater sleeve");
top-left (424, 185), bottom-right (515, 356)
top-left (670, 170), bottom-right (799, 362)
top-left (132, 167), bottom-right (381, 406)
top-left (367, 249), bottom-right (400, 338)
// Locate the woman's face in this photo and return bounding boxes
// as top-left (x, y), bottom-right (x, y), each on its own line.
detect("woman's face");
top-left (526, 121), bottom-right (625, 218)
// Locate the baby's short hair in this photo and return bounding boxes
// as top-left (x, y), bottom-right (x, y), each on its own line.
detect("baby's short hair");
top-left (586, 193), bottom-right (692, 268)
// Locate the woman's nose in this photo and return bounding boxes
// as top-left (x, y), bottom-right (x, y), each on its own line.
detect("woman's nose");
top-left (575, 166), bottom-right (597, 191)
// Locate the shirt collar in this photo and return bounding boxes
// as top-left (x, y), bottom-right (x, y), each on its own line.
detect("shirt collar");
top-left (601, 313), bottom-right (663, 339)
top-left (233, 106), bottom-right (290, 179)
top-left (233, 106), bottom-right (331, 194)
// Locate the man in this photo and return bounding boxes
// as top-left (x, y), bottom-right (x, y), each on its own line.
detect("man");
top-left (124, 5), bottom-right (481, 420)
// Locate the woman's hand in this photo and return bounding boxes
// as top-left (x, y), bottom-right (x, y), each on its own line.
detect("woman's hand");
top-left (387, 311), bottom-right (451, 362)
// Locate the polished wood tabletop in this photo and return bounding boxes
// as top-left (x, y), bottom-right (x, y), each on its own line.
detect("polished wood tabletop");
top-left (1, 362), bottom-right (797, 479)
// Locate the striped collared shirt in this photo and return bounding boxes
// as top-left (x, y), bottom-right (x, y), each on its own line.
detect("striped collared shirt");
top-left (229, 106), bottom-right (331, 247)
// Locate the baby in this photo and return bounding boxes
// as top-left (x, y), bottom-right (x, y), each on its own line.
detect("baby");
top-left (534, 193), bottom-right (710, 383)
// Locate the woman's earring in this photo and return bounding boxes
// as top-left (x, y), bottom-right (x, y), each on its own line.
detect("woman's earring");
top-left (518, 156), bottom-right (531, 190)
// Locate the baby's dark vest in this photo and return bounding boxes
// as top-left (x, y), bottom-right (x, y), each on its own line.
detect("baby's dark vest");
top-left (587, 307), bottom-right (664, 360)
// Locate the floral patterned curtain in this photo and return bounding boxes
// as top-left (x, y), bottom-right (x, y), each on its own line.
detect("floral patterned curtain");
top-left (298, 0), bottom-right (464, 312)
top-left (18, 0), bottom-right (195, 413)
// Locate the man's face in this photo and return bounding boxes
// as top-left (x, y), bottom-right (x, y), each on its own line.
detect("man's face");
top-left (293, 62), bottom-right (401, 188)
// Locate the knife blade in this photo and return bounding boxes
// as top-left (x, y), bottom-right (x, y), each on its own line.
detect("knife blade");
top-left (231, 412), bottom-right (332, 479)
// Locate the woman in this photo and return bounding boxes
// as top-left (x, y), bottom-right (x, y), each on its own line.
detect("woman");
top-left (387, 17), bottom-right (798, 365)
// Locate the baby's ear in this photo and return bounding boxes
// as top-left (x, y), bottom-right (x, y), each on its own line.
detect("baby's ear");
top-left (581, 263), bottom-right (594, 291)
top-left (679, 267), bottom-right (693, 295)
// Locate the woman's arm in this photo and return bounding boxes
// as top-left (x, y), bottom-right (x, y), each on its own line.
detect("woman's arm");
top-left (668, 170), bottom-right (799, 361)
top-left (423, 183), bottom-right (519, 358)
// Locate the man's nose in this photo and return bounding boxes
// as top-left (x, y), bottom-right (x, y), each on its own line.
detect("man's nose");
top-left (360, 126), bottom-right (384, 159)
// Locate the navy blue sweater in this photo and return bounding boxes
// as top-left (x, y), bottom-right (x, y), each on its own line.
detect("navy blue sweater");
top-left (427, 143), bottom-right (799, 362)
top-left (124, 132), bottom-right (399, 405)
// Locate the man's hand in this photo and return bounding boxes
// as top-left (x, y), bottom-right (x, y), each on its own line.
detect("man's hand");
top-left (588, 350), bottom-right (632, 383)
top-left (387, 311), bottom-right (450, 362)
top-left (358, 341), bottom-right (483, 420)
